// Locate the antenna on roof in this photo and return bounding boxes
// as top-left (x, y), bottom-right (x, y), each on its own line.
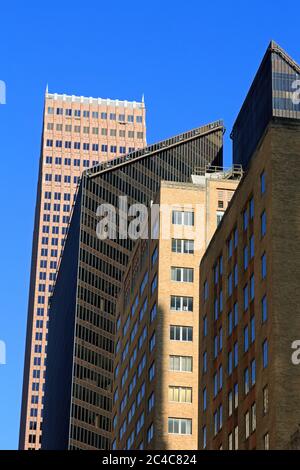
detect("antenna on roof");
top-left (45, 83), bottom-right (49, 95)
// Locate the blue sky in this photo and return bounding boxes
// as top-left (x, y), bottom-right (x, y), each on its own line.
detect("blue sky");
top-left (0, 0), bottom-right (299, 450)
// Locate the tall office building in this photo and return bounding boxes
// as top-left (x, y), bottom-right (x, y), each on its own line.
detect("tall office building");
top-left (41, 122), bottom-right (224, 449)
top-left (198, 43), bottom-right (300, 450)
top-left (19, 91), bottom-right (147, 450)
top-left (112, 173), bottom-right (241, 450)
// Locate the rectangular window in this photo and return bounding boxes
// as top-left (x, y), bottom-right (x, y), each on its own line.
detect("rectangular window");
top-left (243, 209), bottom-right (248, 231)
top-left (170, 355), bottom-right (192, 372)
top-left (168, 418), bottom-right (192, 435)
top-left (262, 295), bottom-right (267, 323)
top-left (261, 252), bottom-right (267, 279)
top-left (261, 210), bottom-right (266, 237)
top-left (249, 197), bottom-right (254, 219)
top-left (171, 239), bottom-right (194, 254)
top-left (170, 296), bottom-right (193, 312)
top-left (251, 359), bottom-right (256, 386)
top-left (244, 325), bottom-right (249, 352)
top-left (228, 391), bottom-right (233, 417)
top-left (245, 411), bottom-right (250, 439)
top-left (170, 325), bottom-right (193, 342)
top-left (172, 210), bottom-right (194, 226)
top-left (244, 284), bottom-right (249, 311)
top-left (250, 234), bottom-right (254, 259)
top-left (169, 386), bottom-right (192, 403)
top-left (263, 386), bottom-right (269, 415)
top-left (261, 171), bottom-right (266, 194)
top-left (244, 368), bottom-right (249, 395)
top-left (171, 267), bottom-right (194, 282)
top-left (263, 339), bottom-right (268, 368)
top-left (244, 245), bottom-right (248, 270)
top-left (251, 402), bottom-right (256, 432)
top-left (250, 274), bottom-right (255, 300)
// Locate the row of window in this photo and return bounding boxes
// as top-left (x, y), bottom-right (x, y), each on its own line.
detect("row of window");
top-left (47, 107), bottom-right (143, 123)
top-left (46, 122), bottom-right (143, 137)
top-left (46, 140), bottom-right (142, 151)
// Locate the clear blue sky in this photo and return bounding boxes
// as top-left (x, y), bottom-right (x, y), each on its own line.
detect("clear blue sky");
top-left (0, 0), bottom-right (299, 450)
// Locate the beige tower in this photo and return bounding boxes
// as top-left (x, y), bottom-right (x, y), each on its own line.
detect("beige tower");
top-left (19, 90), bottom-right (147, 450)
top-left (112, 168), bottom-right (241, 450)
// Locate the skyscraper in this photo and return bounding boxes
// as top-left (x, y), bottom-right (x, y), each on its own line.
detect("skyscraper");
top-left (112, 172), bottom-right (241, 450)
top-left (19, 91), bottom-right (147, 450)
top-left (199, 42), bottom-right (300, 450)
top-left (41, 121), bottom-right (224, 449)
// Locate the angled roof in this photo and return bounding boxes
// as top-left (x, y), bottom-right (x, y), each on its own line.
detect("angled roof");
top-left (86, 120), bottom-right (224, 178)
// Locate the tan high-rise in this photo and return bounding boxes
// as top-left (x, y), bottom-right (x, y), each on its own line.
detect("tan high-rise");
top-left (112, 171), bottom-right (241, 450)
top-left (19, 91), bottom-right (147, 450)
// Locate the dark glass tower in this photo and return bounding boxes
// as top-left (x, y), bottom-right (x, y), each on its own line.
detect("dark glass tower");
top-left (231, 41), bottom-right (300, 168)
top-left (42, 122), bottom-right (224, 449)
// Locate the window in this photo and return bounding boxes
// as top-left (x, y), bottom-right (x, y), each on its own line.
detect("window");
top-left (228, 351), bottom-right (233, 375)
top-left (234, 263), bottom-right (238, 287)
top-left (149, 332), bottom-right (156, 352)
top-left (171, 267), bottom-right (193, 282)
top-left (263, 386), bottom-right (269, 415)
top-left (147, 424), bottom-right (154, 443)
top-left (203, 316), bottom-right (207, 337)
top-left (263, 339), bottom-right (268, 368)
top-left (250, 316), bottom-right (255, 343)
top-left (203, 351), bottom-right (207, 373)
top-left (244, 284), bottom-right (249, 311)
top-left (228, 432), bottom-right (233, 450)
top-left (170, 325), bottom-right (193, 342)
top-left (250, 234), bottom-right (254, 259)
top-left (234, 227), bottom-right (238, 247)
top-left (261, 210), bottom-right (266, 237)
top-left (149, 362), bottom-right (155, 381)
top-left (245, 411), bottom-right (250, 439)
top-left (203, 388), bottom-right (207, 411)
top-left (261, 171), bottom-right (266, 194)
top-left (251, 403), bottom-right (256, 432)
top-left (243, 208), bottom-right (248, 231)
top-left (234, 426), bottom-right (239, 450)
top-left (261, 252), bottom-right (266, 279)
top-left (170, 296), bottom-right (193, 312)
top-left (204, 280), bottom-right (208, 301)
top-left (250, 274), bottom-right (255, 300)
top-left (203, 426), bottom-right (207, 449)
top-left (228, 391), bottom-right (233, 417)
top-left (234, 383), bottom-right (238, 409)
top-left (228, 273), bottom-right (233, 297)
top-left (228, 311), bottom-right (233, 336)
top-left (168, 418), bottom-right (192, 435)
top-left (264, 433), bottom-right (269, 450)
top-left (171, 239), bottom-right (194, 254)
top-left (262, 295), bottom-right (267, 323)
top-left (234, 341), bottom-right (238, 367)
top-left (244, 245), bottom-right (248, 270)
top-left (234, 302), bottom-right (238, 327)
top-left (251, 359), bottom-right (256, 386)
top-left (228, 237), bottom-right (233, 258)
top-left (170, 355), bottom-right (192, 372)
top-left (244, 325), bottom-right (249, 352)
top-left (151, 274), bottom-right (158, 294)
top-left (249, 197), bottom-right (254, 219)
top-left (148, 393), bottom-right (155, 412)
top-left (169, 386), bottom-right (192, 403)
top-left (152, 247), bottom-right (158, 266)
top-left (172, 210), bottom-right (194, 226)
top-left (244, 368), bottom-right (249, 395)
top-left (150, 303), bottom-right (157, 323)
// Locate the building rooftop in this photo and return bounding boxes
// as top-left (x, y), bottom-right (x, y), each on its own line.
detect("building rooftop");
top-left (45, 88), bottom-right (145, 109)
